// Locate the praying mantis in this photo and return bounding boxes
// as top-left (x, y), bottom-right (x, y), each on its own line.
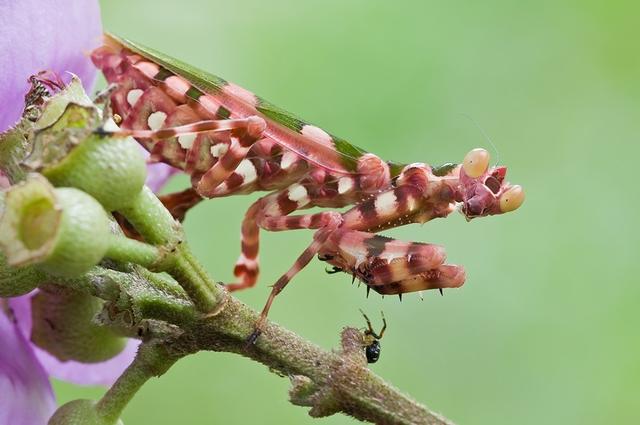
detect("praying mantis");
top-left (91, 33), bottom-right (524, 341)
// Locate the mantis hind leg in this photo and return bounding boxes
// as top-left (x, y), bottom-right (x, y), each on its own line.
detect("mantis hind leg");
top-left (228, 182), bottom-right (342, 293)
top-left (247, 211), bottom-right (343, 344)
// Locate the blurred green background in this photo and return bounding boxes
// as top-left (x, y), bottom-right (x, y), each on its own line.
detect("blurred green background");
top-left (55, 0), bottom-right (639, 423)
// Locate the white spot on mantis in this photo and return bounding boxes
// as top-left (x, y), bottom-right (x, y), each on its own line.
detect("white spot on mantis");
top-left (229, 138), bottom-right (240, 151)
top-left (199, 95), bottom-right (221, 115)
top-left (165, 76), bottom-right (190, 95)
top-left (288, 183), bottom-right (310, 206)
top-left (134, 61), bottom-right (159, 78)
top-left (338, 177), bottom-right (354, 194)
top-left (354, 254), bottom-right (367, 270)
top-left (280, 151), bottom-right (298, 170)
top-left (300, 215), bottom-right (312, 228)
top-left (178, 134), bottom-right (196, 150)
top-left (374, 191), bottom-right (397, 217)
top-left (237, 159), bottom-right (257, 184)
top-left (210, 143), bottom-right (229, 158)
top-left (215, 182), bottom-right (229, 194)
top-left (237, 253), bottom-right (258, 269)
top-left (126, 89), bottom-right (143, 107)
top-left (265, 202), bottom-right (282, 217)
top-left (301, 125), bottom-right (333, 147)
top-left (224, 83), bottom-right (257, 105)
top-left (147, 111), bottom-right (167, 131)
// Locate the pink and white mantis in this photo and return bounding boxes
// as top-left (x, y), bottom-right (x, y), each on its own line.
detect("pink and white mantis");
top-left (91, 34), bottom-right (524, 340)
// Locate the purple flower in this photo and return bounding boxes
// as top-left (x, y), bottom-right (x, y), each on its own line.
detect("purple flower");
top-left (0, 0), bottom-right (102, 131)
top-left (1, 1), bottom-right (178, 423)
top-left (0, 301), bottom-right (55, 425)
top-left (144, 159), bottom-right (180, 193)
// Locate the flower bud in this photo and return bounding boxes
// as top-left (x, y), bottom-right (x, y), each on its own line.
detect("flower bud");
top-left (23, 77), bottom-right (147, 211)
top-left (31, 286), bottom-right (127, 363)
top-left (30, 103), bottom-right (147, 211)
top-left (0, 175), bottom-right (112, 277)
top-left (0, 191), bottom-right (46, 295)
top-left (48, 399), bottom-right (124, 425)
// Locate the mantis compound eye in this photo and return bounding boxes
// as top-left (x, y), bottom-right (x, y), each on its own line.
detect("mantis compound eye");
top-left (499, 185), bottom-right (525, 213)
top-left (462, 148), bottom-right (490, 178)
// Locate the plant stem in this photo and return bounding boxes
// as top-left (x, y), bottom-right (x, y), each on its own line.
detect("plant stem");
top-left (119, 187), bottom-right (180, 246)
top-left (165, 244), bottom-right (224, 312)
top-left (78, 264), bottom-right (453, 425)
top-left (95, 342), bottom-right (180, 424)
top-left (119, 187), bottom-right (223, 313)
top-left (105, 235), bottom-right (160, 268)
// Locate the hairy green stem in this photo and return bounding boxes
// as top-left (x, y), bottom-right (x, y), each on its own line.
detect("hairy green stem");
top-left (105, 235), bottom-right (160, 268)
top-left (118, 187), bottom-right (222, 313)
top-left (75, 264), bottom-right (453, 425)
top-left (165, 245), bottom-right (224, 313)
top-left (118, 187), bottom-right (180, 246)
top-left (95, 343), bottom-right (180, 424)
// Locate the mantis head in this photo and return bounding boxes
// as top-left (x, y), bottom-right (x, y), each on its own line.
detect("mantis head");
top-left (459, 148), bottom-right (524, 220)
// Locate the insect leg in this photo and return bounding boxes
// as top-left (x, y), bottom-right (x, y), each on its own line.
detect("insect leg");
top-left (101, 117), bottom-right (259, 140)
top-left (377, 311), bottom-right (387, 339)
top-left (157, 188), bottom-right (203, 221)
top-left (195, 116), bottom-right (266, 196)
top-left (227, 201), bottom-right (262, 292)
top-left (229, 182), bottom-right (328, 292)
top-left (359, 309), bottom-right (375, 335)
top-left (247, 211), bottom-right (343, 344)
top-left (229, 207), bottom-right (344, 292)
top-left (99, 113), bottom-right (267, 198)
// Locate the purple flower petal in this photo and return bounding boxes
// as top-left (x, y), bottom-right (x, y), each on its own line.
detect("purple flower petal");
top-left (145, 158), bottom-right (179, 193)
top-left (34, 339), bottom-right (140, 387)
top-left (0, 302), bottom-right (56, 424)
top-left (10, 294), bottom-right (140, 387)
top-left (0, 0), bottom-right (102, 131)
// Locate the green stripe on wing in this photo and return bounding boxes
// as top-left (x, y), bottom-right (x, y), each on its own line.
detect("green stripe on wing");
top-left (106, 33), bottom-right (227, 93)
top-left (107, 32), bottom-right (407, 175)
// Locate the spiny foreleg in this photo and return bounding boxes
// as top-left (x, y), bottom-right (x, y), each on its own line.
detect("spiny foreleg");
top-left (319, 165), bottom-right (466, 298)
top-left (318, 230), bottom-right (465, 298)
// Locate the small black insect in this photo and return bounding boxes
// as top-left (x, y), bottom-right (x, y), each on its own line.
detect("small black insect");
top-left (360, 309), bottom-right (387, 364)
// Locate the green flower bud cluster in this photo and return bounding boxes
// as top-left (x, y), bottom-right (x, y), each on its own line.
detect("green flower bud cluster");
top-left (0, 175), bottom-right (113, 277)
top-left (0, 76), bottom-right (220, 332)
top-left (0, 78), bottom-right (153, 279)
top-left (0, 76), bottom-right (222, 424)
